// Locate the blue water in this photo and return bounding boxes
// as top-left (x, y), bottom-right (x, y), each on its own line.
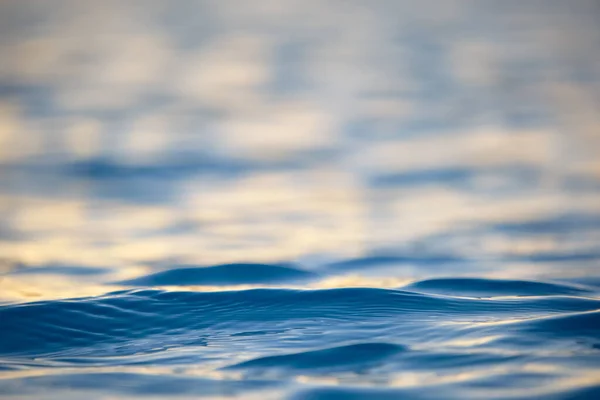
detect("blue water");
top-left (2, 1), bottom-right (600, 399)
top-left (2, 267), bottom-right (600, 399)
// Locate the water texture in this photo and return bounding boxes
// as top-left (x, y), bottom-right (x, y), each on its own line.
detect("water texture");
top-left (1, 277), bottom-right (599, 399)
top-left (1, 1), bottom-right (600, 399)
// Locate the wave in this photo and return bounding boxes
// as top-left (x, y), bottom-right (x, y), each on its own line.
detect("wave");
top-left (117, 263), bottom-right (318, 286)
top-left (516, 309), bottom-right (600, 339)
top-left (1, 287), bottom-right (599, 361)
top-left (291, 386), bottom-right (436, 400)
top-left (224, 342), bottom-right (407, 373)
top-left (323, 255), bottom-right (465, 273)
top-left (404, 278), bottom-right (594, 298)
top-left (291, 378), bottom-right (600, 400)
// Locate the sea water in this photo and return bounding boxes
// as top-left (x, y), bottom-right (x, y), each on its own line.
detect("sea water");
top-left (1, 1), bottom-right (600, 399)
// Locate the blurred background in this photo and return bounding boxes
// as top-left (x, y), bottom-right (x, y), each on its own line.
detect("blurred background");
top-left (1, 0), bottom-right (600, 301)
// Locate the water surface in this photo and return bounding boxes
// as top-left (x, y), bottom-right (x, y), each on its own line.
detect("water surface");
top-left (1, 1), bottom-right (600, 399)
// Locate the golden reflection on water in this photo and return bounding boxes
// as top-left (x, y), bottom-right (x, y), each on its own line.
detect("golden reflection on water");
top-left (0, 4), bottom-right (600, 397)
top-left (2, 180), bottom-right (600, 302)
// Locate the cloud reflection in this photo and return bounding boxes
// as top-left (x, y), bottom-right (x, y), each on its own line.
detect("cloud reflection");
top-left (0, 0), bottom-right (599, 301)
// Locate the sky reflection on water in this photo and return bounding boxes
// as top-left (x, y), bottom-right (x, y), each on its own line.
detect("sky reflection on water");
top-left (2, 1), bottom-right (599, 279)
top-left (0, 1), bottom-right (600, 399)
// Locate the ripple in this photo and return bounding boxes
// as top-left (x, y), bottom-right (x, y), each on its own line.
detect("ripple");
top-left (0, 372), bottom-right (279, 398)
top-left (517, 310), bottom-right (600, 339)
top-left (291, 386), bottom-right (431, 400)
top-left (224, 342), bottom-right (407, 373)
top-left (1, 287), bottom-right (599, 361)
top-left (323, 255), bottom-right (464, 273)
